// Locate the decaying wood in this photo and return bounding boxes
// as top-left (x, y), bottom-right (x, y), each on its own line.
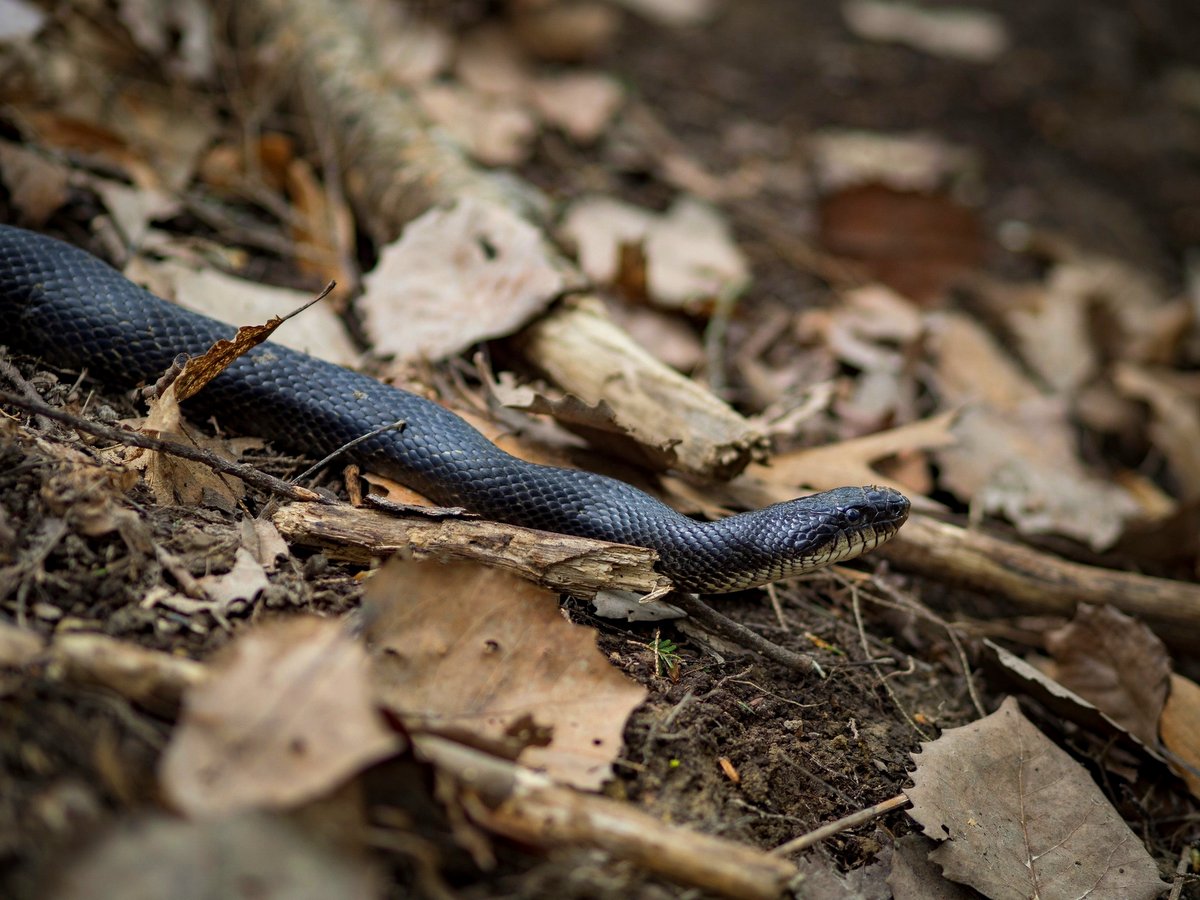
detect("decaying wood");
top-left (414, 733), bottom-right (798, 900)
top-left (516, 299), bottom-right (769, 479)
top-left (235, 0), bottom-right (765, 481)
top-left (881, 515), bottom-right (1200, 651)
top-left (271, 502), bottom-right (672, 597)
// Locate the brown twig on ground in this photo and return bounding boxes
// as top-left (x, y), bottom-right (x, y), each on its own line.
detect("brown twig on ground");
top-left (0, 389), bottom-right (330, 506)
top-left (881, 514), bottom-right (1200, 651)
top-left (669, 593), bottom-right (824, 676)
top-left (414, 733), bottom-right (797, 900)
top-left (769, 793), bottom-right (910, 857)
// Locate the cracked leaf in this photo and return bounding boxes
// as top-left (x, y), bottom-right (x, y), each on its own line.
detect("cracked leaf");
top-left (905, 696), bottom-right (1164, 900)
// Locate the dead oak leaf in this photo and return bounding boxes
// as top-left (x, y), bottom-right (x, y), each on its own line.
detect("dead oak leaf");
top-left (359, 198), bottom-right (566, 365)
top-left (905, 696), bottom-right (1164, 900)
top-left (1043, 604), bottom-right (1170, 751)
top-left (363, 559), bottom-right (647, 791)
top-left (160, 616), bottom-right (401, 817)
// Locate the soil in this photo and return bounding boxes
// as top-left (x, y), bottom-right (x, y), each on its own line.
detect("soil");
top-left (2, 0), bottom-right (1198, 897)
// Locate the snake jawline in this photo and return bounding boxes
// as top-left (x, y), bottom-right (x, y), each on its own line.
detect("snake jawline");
top-left (0, 225), bottom-right (910, 592)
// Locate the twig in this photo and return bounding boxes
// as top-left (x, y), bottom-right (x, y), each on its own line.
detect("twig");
top-left (290, 418), bottom-right (405, 485)
top-left (769, 794), bottom-right (910, 857)
top-left (668, 593), bottom-right (824, 676)
top-left (0, 389), bottom-right (331, 505)
top-left (849, 580), bottom-right (932, 742)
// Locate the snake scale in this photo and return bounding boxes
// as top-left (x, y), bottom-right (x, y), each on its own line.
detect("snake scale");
top-left (0, 224), bottom-right (909, 592)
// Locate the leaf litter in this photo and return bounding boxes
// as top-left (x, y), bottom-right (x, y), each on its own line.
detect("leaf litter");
top-left (2, 1), bottom-right (1199, 898)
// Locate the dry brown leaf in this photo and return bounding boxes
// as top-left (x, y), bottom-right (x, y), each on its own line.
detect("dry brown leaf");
top-left (364, 559), bottom-right (647, 791)
top-left (930, 313), bottom-right (1153, 549)
top-left (160, 616), bottom-right (400, 817)
top-left (759, 409), bottom-right (957, 502)
top-left (360, 198), bottom-right (566, 365)
top-left (818, 183), bottom-right (984, 304)
top-left (283, 155), bottom-right (357, 289)
top-left (511, 2), bottom-right (621, 61)
top-left (982, 640), bottom-right (1162, 767)
top-left (1160, 674), bottom-right (1200, 799)
top-left (906, 697), bottom-right (1164, 900)
top-left (0, 140), bottom-right (71, 225)
top-left (888, 833), bottom-right (977, 900)
top-left (1115, 364), bottom-right (1200, 501)
top-left (1043, 605), bottom-right (1171, 751)
top-left (940, 403), bottom-right (1145, 550)
top-left (49, 812), bottom-right (378, 900)
top-left (561, 195), bottom-right (749, 311)
top-left (194, 547), bottom-right (269, 612)
top-left (128, 259), bottom-right (358, 367)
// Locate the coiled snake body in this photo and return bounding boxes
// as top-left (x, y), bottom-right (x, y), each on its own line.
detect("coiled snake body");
top-left (0, 225), bottom-right (909, 592)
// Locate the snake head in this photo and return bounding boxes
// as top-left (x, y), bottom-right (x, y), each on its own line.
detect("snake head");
top-left (789, 484), bottom-right (910, 571)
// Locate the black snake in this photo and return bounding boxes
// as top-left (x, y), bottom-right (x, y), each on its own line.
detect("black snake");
top-left (0, 225), bottom-right (909, 592)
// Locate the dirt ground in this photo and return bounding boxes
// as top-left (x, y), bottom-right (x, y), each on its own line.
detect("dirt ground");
top-left (2, 0), bottom-right (1199, 898)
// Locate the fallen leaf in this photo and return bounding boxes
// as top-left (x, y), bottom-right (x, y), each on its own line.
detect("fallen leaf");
top-left (194, 547), bottom-right (269, 612)
top-left (1043, 605), bottom-right (1170, 751)
top-left (888, 833), bottom-right (977, 900)
top-left (160, 616), bottom-right (401, 817)
top-left (359, 199), bottom-right (566, 365)
top-left (128, 258), bottom-right (358, 367)
top-left (808, 129), bottom-right (979, 195)
top-left (561, 195), bottom-right (749, 311)
top-left (0, 140), bottom-right (71, 225)
top-left (905, 696), bottom-right (1165, 900)
top-left (929, 313), bottom-right (1152, 549)
top-left (364, 559), bottom-right (648, 791)
top-left (819, 183), bottom-right (984, 303)
top-left (842, 0), bottom-right (1010, 63)
top-left (414, 83), bottom-right (537, 166)
top-left (529, 72), bottom-right (625, 144)
top-left (1115, 364), bottom-right (1200, 501)
top-left (115, 0), bottom-right (213, 82)
top-left (1160, 674), bottom-right (1200, 799)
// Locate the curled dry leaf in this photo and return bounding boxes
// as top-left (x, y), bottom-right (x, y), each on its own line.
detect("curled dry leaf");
top-left (0, 140), bottom-right (71, 226)
top-left (905, 696), bottom-right (1164, 900)
top-left (363, 559), bottom-right (648, 791)
top-left (359, 198), bottom-right (567, 365)
top-left (1043, 604), bottom-right (1171, 751)
top-left (560, 195), bottom-right (749, 312)
top-left (160, 616), bottom-right (401, 818)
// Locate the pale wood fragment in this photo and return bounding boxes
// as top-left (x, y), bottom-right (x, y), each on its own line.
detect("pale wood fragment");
top-left (271, 502), bottom-right (670, 597)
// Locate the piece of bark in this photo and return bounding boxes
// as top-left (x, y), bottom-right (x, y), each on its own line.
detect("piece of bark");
top-left (413, 733), bottom-right (796, 900)
top-left (881, 515), bottom-right (1200, 651)
top-left (515, 299), bottom-right (768, 478)
top-left (235, 0), bottom-right (764, 481)
top-left (271, 502), bottom-right (671, 597)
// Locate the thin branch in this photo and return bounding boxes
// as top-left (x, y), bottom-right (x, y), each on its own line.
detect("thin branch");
top-left (770, 794), bottom-right (910, 857)
top-left (669, 593), bottom-right (824, 676)
top-left (0, 389), bottom-right (331, 506)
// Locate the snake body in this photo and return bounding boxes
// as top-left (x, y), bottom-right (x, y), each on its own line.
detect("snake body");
top-left (0, 225), bottom-right (909, 592)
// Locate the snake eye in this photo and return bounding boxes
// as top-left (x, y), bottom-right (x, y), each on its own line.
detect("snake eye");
top-left (843, 507), bottom-right (862, 524)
